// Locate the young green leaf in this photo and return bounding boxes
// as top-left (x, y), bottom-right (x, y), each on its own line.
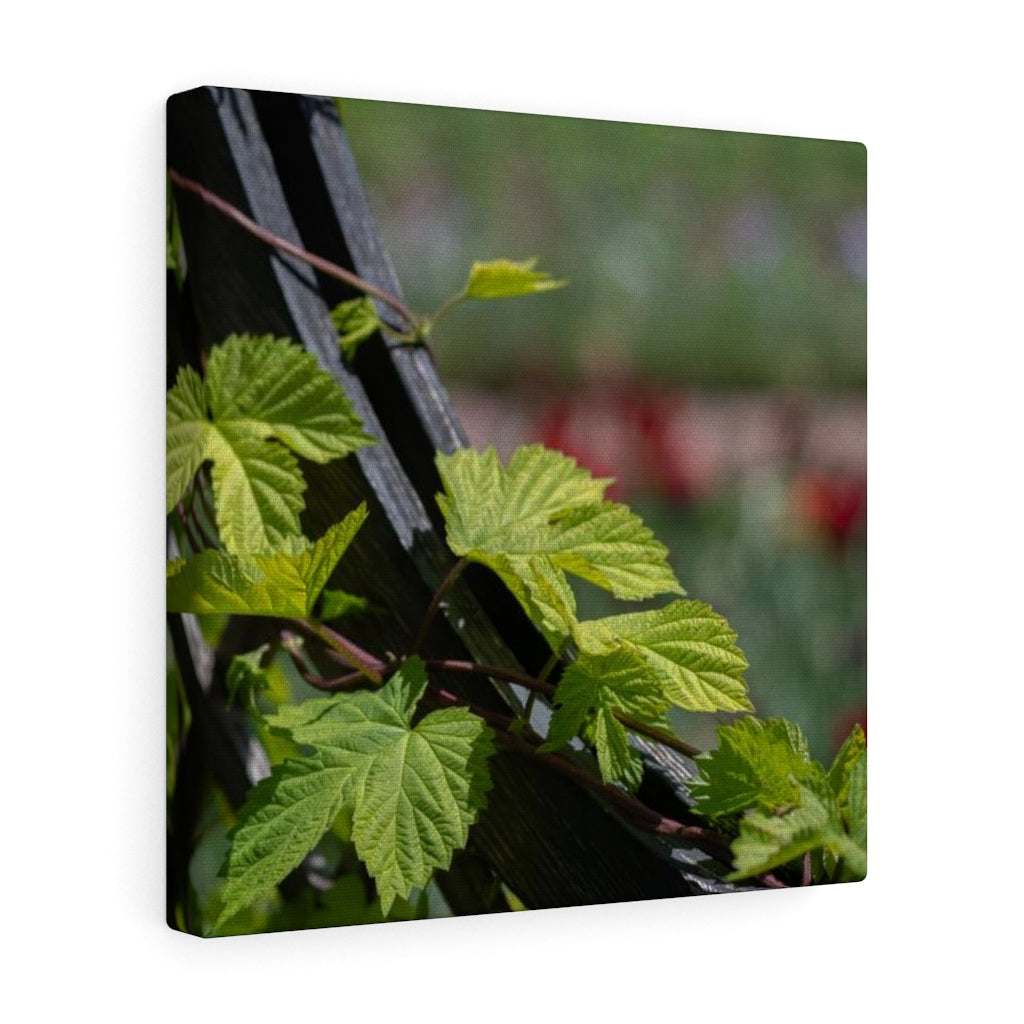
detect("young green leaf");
top-left (215, 755), bottom-right (352, 932)
top-left (690, 717), bottom-right (816, 818)
top-left (486, 552), bottom-right (580, 649)
top-left (576, 601), bottom-right (751, 713)
top-left (828, 721), bottom-right (866, 810)
top-left (463, 258), bottom-right (566, 300)
top-left (318, 587), bottom-right (371, 620)
top-left (541, 501), bottom-right (683, 600)
top-left (727, 776), bottom-right (852, 881)
top-left (543, 649), bottom-right (666, 787)
top-left (330, 297), bottom-right (382, 359)
top-left (828, 726), bottom-right (866, 878)
top-left (166, 334), bottom-right (375, 553)
top-left (265, 657), bottom-right (494, 915)
top-left (435, 446), bottom-right (681, 643)
top-left (166, 365), bottom-right (209, 515)
top-left (166, 505), bottom-right (368, 617)
top-left (437, 446), bottom-right (611, 552)
top-left (844, 752), bottom-right (867, 869)
top-left (226, 645), bottom-right (272, 712)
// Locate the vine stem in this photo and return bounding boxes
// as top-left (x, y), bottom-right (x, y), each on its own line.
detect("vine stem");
top-left (426, 289), bottom-right (467, 333)
top-left (281, 633), bottom-right (368, 693)
top-left (412, 556), bottom-right (469, 654)
top-left (424, 657), bottom-right (702, 759)
top-left (522, 644), bottom-right (563, 728)
top-left (425, 658), bottom-right (556, 697)
top-left (168, 168), bottom-right (416, 330)
top-left (285, 619), bottom-right (385, 684)
top-left (612, 711), bottom-right (703, 760)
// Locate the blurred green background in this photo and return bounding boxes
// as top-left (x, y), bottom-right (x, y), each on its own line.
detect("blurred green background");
top-left (339, 98), bottom-right (866, 761)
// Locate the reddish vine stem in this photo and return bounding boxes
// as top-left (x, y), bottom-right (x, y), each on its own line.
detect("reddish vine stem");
top-left (168, 168), bottom-right (416, 329)
top-left (425, 658), bottom-right (557, 697)
top-left (412, 556), bottom-right (469, 654)
top-left (302, 668), bottom-right (367, 693)
top-left (613, 711), bottom-right (703, 760)
top-left (285, 618), bottom-right (385, 683)
top-left (426, 657), bottom-right (701, 759)
top-left (281, 634), bottom-right (368, 693)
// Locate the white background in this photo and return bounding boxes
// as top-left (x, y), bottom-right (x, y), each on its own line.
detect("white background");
top-left (2, 1), bottom-right (1019, 1019)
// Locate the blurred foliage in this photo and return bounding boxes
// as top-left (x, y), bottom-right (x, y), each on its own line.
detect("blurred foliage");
top-left (340, 98), bottom-right (866, 389)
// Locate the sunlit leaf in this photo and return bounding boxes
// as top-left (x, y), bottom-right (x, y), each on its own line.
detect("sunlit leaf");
top-left (318, 587), bottom-right (371, 620)
top-left (436, 446), bottom-right (681, 643)
top-left (166, 334), bottom-right (374, 552)
top-left (224, 658), bottom-right (495, 918)
top-left (727, 776), bottom-right (844, 881)
top-left (691, 717), bottom-right (814, 817)
top-left (577, 601), bottom-right (751, 713)
top-left (463, 258), bottom-right (566, 300)
top-left (543, 649), bottom-right (665, 787)
top-left (166, 506), bottom-right (367, 616)
top-left (226, 645), bottom-right (271, 711)
top-left (330, 297), bottom-right (382, 359)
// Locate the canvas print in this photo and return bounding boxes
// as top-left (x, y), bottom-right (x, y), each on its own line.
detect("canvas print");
top-left (166, 87), bottom-right (866, 937)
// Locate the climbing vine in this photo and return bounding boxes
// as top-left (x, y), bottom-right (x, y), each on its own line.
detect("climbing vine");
top-left (167, 175), bottom-right (865, 936)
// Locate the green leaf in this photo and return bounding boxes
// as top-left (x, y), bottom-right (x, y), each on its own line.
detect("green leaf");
top-left (691, 717), bottom-right (866, 882)
top-left (827, 732), bottom-right (867, 880)
top-left (577, 600), bottom-right (751, 713)
top-left (166, 365), bottom-right (208, 515)
top-left (202, 424), bottom-right (307, 554)
top-left (266, 657), bottom-right (494, 915)
top-left (543, 649), bottom-right (665, 786)
top-left (463, 258), bottom-right (566, 300)
top-left (841, 752), bottom-right (867, 879)
top-left (691, 717), bottom-right (815, 817)
top-left (436, 446), bottom-right (681, 641)
top-left (215, 755), bottom-right (351, 932)
top-left (226, 645), bottom-right (271, 712)
top-left (541, 502), bottom-right (682, 600)
top-left (318, 588), bottom-right (371, 620)
top-left (828, 722), bottom-right (866, 810)
top-left (330, 297), bottom-right (382, 359)
top-left (437, 446), bottom-right (611, 553)
top-left (166, 334), bottom-right (375, 552)
top-left (166, 505), bottom-right (367, 616)
top-left (486, 553), bottom-right (580, 649)
top-left (727, 777), bottom-right (847, 881)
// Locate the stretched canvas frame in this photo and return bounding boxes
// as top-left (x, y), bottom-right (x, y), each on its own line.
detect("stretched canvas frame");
top-left (166, 87), bottom-right (866, 937)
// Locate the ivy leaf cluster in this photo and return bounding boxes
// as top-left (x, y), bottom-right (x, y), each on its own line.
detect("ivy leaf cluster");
top-left (691, 719), bottom-right (867, 882)
top-left (168, 325), bottom-right (865, 936)
top-left (435, 446), bottom-right (751, 788)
